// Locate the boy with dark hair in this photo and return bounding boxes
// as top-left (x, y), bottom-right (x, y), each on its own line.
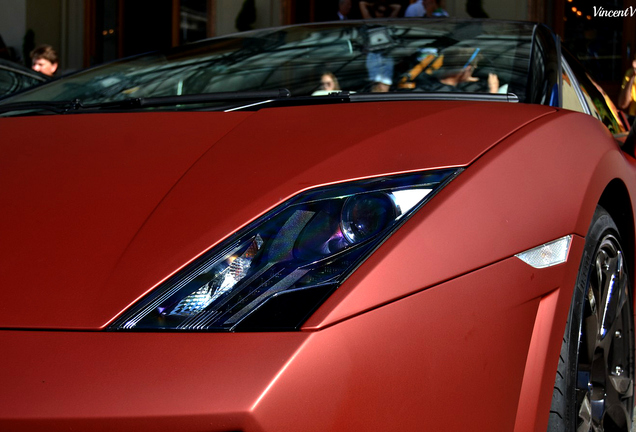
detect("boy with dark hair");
top-left (30, 45), bottom-right (58, 76)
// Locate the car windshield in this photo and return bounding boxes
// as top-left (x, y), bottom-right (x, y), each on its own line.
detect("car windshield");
top-left (0, 20), bottom-right (538, 110)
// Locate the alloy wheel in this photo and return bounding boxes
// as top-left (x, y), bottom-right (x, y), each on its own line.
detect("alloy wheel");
top-left (576, 235), bottom-right (634, 432)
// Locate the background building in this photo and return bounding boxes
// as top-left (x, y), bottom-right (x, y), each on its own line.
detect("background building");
top-left (0, 0), bottom-right (634, 99)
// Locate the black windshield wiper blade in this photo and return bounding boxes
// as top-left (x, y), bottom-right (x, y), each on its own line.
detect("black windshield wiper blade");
top-left (228, 90), bottom-right (519, 111)
top-left (123, 88), bottom-right (291, 108)
top-left (224, 91), bottom-right (353, 111)
top-left (348, 92), bottom-right (519, 103)
top-left (0, 89), bottom-right (292, 114)
top-left (0, 89), bottom-right (519, 115)
top-left (0, 99), bottom-right (83, 114)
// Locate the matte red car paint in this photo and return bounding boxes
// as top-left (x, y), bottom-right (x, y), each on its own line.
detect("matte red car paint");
top-left (0, 111), bottom-right (253, 329)
top-left (0, 102), bottom-right (553, 329)
top-left (1, 100), bottom-right (634, 431)
top-left (306, 108), bottom-right (636, 329)
top-left (0, 246), bottom-right (581, 431)
top-left (252, 245), bottom-right (584, 432)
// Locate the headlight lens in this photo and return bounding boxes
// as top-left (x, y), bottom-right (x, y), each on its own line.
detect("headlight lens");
top-left (111, 169), bottom-right (461, 331)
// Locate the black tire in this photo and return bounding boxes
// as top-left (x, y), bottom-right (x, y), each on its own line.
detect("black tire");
top-left (548, 206), bottom-right (634, 431)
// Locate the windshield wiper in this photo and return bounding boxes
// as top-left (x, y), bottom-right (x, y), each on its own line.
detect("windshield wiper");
top-left (227, 90), bottom-right (519, 111)
top-left (0, 89), bottom-right (519, 115)
top-left (0, 99), bottom-right (83, 114)
top-left (348, 92), bottom-right (519, 103)
top-left (0, 89), bottom-right (292, 114)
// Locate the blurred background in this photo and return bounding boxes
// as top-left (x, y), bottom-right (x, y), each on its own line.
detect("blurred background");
top-left (0, 0), bottom-right (634, 99)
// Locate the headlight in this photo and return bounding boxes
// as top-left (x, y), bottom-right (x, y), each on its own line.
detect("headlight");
top-left (111, 169), bottom-right (461, 331)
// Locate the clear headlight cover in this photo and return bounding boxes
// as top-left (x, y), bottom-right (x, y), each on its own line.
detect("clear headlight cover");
top-left (111, 169), bottom-right (461, 331)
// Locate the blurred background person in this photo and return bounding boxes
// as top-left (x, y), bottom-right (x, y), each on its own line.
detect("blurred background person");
top-left (0, 34), bottom-right (15, 61)
top-left (359, 0), bottom-right (401, 19)
top-left (320, 72), bottom-right (340, 91)
top-left (424, 0), bottom-right (449, 17)
top-left (366, 51), bottom-right (394, 92)
top-left (405, 0), bottom-right (425, 17)
top-left (618, 54), bottom-right (636, 121)
top-left (336, 0), bottom-right (352, 19)
top-left (416, 47), bottom-right (499, 93)
top-left (30, 45), bottom-right (58, 76)
top-left (359, 0), bottom-right (401, 91)
top-left (313, 72), bottom-right (341, 95)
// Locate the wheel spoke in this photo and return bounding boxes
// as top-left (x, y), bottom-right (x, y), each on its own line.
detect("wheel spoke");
top-left (608, 375), bottom-right (632, 396)
top-left (595, 251), bottom-right (607, 294)
top-left (602, 404), bottom-right (631, 431)
top-left (578, 394), bottom-right (592, 432)
top-left (581, 319), bottom-right (598, 365)
top-left (600, 250), bottom-right (624, 340)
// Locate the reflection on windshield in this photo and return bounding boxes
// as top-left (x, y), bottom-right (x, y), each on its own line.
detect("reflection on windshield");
top-left (1, 20), bottom-right (535, 107)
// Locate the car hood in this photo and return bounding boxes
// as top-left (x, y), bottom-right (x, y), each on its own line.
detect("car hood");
top-left (0, 101), bottom-right (554, 329)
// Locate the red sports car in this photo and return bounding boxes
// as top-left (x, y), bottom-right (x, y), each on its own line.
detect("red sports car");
top-left (0, 19), bottom-right (633, 432)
